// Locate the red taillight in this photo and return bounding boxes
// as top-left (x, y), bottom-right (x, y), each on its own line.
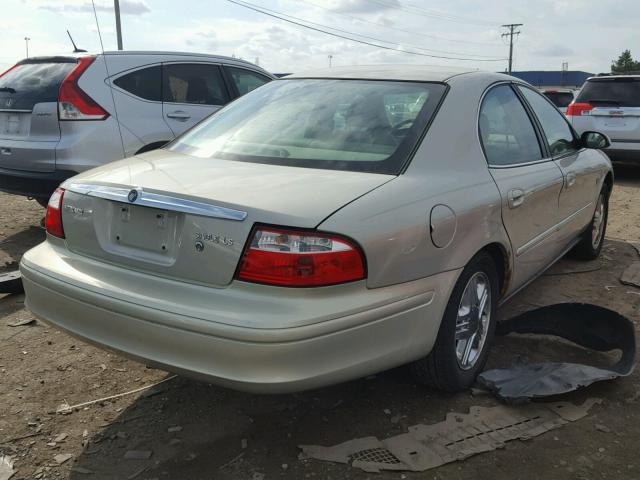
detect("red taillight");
top-left (45, 188), bottom-right (65, 238)
top-left (566, 102), bottom-right (593, 116)
top-left (236, 226), bottom-right (366, 287)
top-left (58, 56), bottom-right (109, 121)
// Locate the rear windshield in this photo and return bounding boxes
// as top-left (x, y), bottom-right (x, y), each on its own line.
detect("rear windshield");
top-left (543, 91), bottom-right (574, 108)
top-left (0, 60), bottom-right (75, 110)
top-left (576, 77), bottom-right (640, 107)
top-left (168, 79), bottom-right (446, 174)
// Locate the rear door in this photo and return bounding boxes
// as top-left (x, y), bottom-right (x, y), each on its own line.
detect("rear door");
top-left (479, 84), bottom-right (564, 290)
top-left (161, 63), bottom-right (231, 135)
top-left (111, 64), bottom-right (173, 154)
top-left (572, 77), bottom-right (640, 142)
top-left (517, 85), bottom-right (600, 244)
top-left (0, 59), bottom-right (75, 172)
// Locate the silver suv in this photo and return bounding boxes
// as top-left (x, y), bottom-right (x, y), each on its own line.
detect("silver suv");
top-left (0, 51), bottom-right (274, 204)
top-left (568, 75), bottom-right (640, 162)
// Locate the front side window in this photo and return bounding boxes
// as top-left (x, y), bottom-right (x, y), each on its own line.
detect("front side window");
top-left (518, 86), bottom-right (578, 157)
top-left (168, 79), bottom-right (446, 174)
top-left (479, 84), bottom-right (543, 166)
top-left (227, 67), bottom-right (271, 95)
top-left (162, 63), bottom-right (229, 106)
top-left (113, 65), bottom-right (161, 101)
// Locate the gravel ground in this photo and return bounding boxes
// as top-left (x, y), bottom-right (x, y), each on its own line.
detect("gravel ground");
top-left (1, 164), bottom-right (639, 480)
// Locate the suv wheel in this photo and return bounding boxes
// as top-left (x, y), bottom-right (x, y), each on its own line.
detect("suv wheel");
top-left (409, 252), bottom-right (498, 391)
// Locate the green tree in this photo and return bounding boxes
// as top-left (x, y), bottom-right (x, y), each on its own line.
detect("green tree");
top-left (611, 50), bottom-right (640, 73)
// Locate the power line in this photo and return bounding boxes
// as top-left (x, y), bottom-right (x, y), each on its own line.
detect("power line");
top-left (501, 23), bottom-right (522, 74)
top-left (244, 1), bottom-right (503, 58)
top-left (227, 0), bottom-right (507, 62)
top-left (298, 0), bottom-right (502, 48)
top-left (365, 0), bottom-right (502, 27)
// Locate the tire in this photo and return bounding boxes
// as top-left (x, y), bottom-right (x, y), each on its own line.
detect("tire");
top-left (571, 189), bottom-right (608, 261)
top-left (409, 252), bottom-right (499, 391)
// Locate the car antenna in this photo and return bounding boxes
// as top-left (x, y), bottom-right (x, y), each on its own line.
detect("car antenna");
top-left (67, 30), bottom-right (87, 53)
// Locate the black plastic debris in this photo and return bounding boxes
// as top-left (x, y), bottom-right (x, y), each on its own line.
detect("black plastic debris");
top-left (478, 303), bottom-right (636, 403)
top-left (0, 270), bottom-right (23, 294)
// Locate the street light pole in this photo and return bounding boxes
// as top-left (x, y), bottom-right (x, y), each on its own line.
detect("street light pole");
top-left (114, 0), bottom-right (123, 50)
top-left (24, 37), bottom-right (30, 58)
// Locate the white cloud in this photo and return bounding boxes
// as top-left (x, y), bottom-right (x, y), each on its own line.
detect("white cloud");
top-left (27, 0), bottom-right (150, 15)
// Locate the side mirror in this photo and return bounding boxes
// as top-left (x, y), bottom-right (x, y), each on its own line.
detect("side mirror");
top-left (581, 131), bottom-right (611, 149)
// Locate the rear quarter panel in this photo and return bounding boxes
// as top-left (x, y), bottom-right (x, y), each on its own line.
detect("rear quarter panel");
top-left (319, 73), bottom-right (511, 290)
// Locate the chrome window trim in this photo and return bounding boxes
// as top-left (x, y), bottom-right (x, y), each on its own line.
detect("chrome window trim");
top-left (66, 183), bottom-right (247, 221)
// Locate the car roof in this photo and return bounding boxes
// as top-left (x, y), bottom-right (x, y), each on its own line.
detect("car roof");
top-left (285, 65), bottom-right (512, 83)
top-left (586, 74), bottom-right (640, 81)
top-left (19, 51), bottom-right (272, 76)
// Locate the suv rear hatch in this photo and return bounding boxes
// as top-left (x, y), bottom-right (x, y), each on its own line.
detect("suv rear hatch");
top-left (59, 151), bottom-right (393, 287)
top-left (569, 77), bottom-right (640, 142)
top-left (0, 57), bottom-right (76, 172)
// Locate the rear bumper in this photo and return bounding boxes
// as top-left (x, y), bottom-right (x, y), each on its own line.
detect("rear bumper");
top-left (0, 167), bottom-right (76, 199)
top-left (20, 240), bottom-right (459, 393)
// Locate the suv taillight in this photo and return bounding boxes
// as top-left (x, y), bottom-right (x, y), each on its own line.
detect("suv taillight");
top-left (45, 188), bottom-right (65, 238)
top-left (566, 102), bottom-right (593, 116)
top-left (236, 226), bottom-right (366, 287)
top-left (58, 56), bottom-right (109, 121)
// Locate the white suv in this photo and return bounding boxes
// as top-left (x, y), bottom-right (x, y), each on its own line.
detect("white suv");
top-left (567, 75), bottom-right (640, 162)
top-left (0, 51), bottom-right (274, 204)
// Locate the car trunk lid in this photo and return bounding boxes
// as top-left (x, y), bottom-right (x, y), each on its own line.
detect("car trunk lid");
top-left (60, 150), bottom-right (393, 287)
top-left (0, 58), bottom-right (76, 172)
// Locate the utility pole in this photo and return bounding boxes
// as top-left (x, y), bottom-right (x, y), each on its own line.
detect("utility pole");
top-left (328, 54), bottom-right (333, 68)
top-left (114, 0), bottom-right (123, 50)
top-left (501, 23), bottom-right (522, 74)
top-left (24, 37), bottom-right (30, 58)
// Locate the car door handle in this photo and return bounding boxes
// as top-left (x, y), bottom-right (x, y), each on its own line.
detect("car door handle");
top-left (507, 189), bottom-right (525, 209)
top-left (566, 172), bottom-right (577, 188)
top-left (166, 111), bottom-right (191, 121)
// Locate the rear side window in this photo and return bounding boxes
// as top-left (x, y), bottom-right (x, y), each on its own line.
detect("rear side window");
top-left (479, 84), bottom-right (542, 166)
top-left (543, 91), bottom-right (574, 108)
top-left (113, 66), bottom-right (161, 101)
top-left (0, 61), bottom-right (74, 110)
top-left (519, 86), bottom-right (578, 157)
top-left (227, 67), bottom-right (271, 95)
top-left (163, 63), bottom-right (229, 106)
top-left (576, 77), bottom-right (640, 107)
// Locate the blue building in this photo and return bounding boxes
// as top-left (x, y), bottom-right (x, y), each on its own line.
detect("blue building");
top-left (508, 71), bottom-right (594, 89)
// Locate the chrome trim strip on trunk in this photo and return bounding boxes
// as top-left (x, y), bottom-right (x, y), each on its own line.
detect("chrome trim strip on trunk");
top-left (66, 183), bottom-right (247, 221)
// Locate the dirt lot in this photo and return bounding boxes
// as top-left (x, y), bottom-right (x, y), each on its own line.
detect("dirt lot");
top-left (1, 165), bottom-right (640, 480)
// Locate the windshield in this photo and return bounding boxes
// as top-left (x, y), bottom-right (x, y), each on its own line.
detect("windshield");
top-left (576, 77), bottom-right (640, 107)
top-left (168, 79), bottom-right (446, 174)
top-left (0, 59), bottom-right (75, 110)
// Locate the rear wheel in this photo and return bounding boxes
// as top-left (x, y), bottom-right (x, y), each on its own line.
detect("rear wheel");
top-left (409, 252), bottom-right (498, 391)
top-left (571, 190), bottom-right (608, 260)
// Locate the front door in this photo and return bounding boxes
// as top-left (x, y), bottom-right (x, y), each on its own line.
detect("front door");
top-left (517, 85), bottom-right (601, 244)
top-left (161, 63), bottom-right (231, 136)
top-left (479, 84), bottom-right (564, 292)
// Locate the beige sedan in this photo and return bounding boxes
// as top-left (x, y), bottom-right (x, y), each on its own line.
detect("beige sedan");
top-left (21, 66), bottom-right (612, 393)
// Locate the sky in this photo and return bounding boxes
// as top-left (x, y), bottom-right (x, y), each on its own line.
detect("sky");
top-left (1, 0), bottom-right (638, 74)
